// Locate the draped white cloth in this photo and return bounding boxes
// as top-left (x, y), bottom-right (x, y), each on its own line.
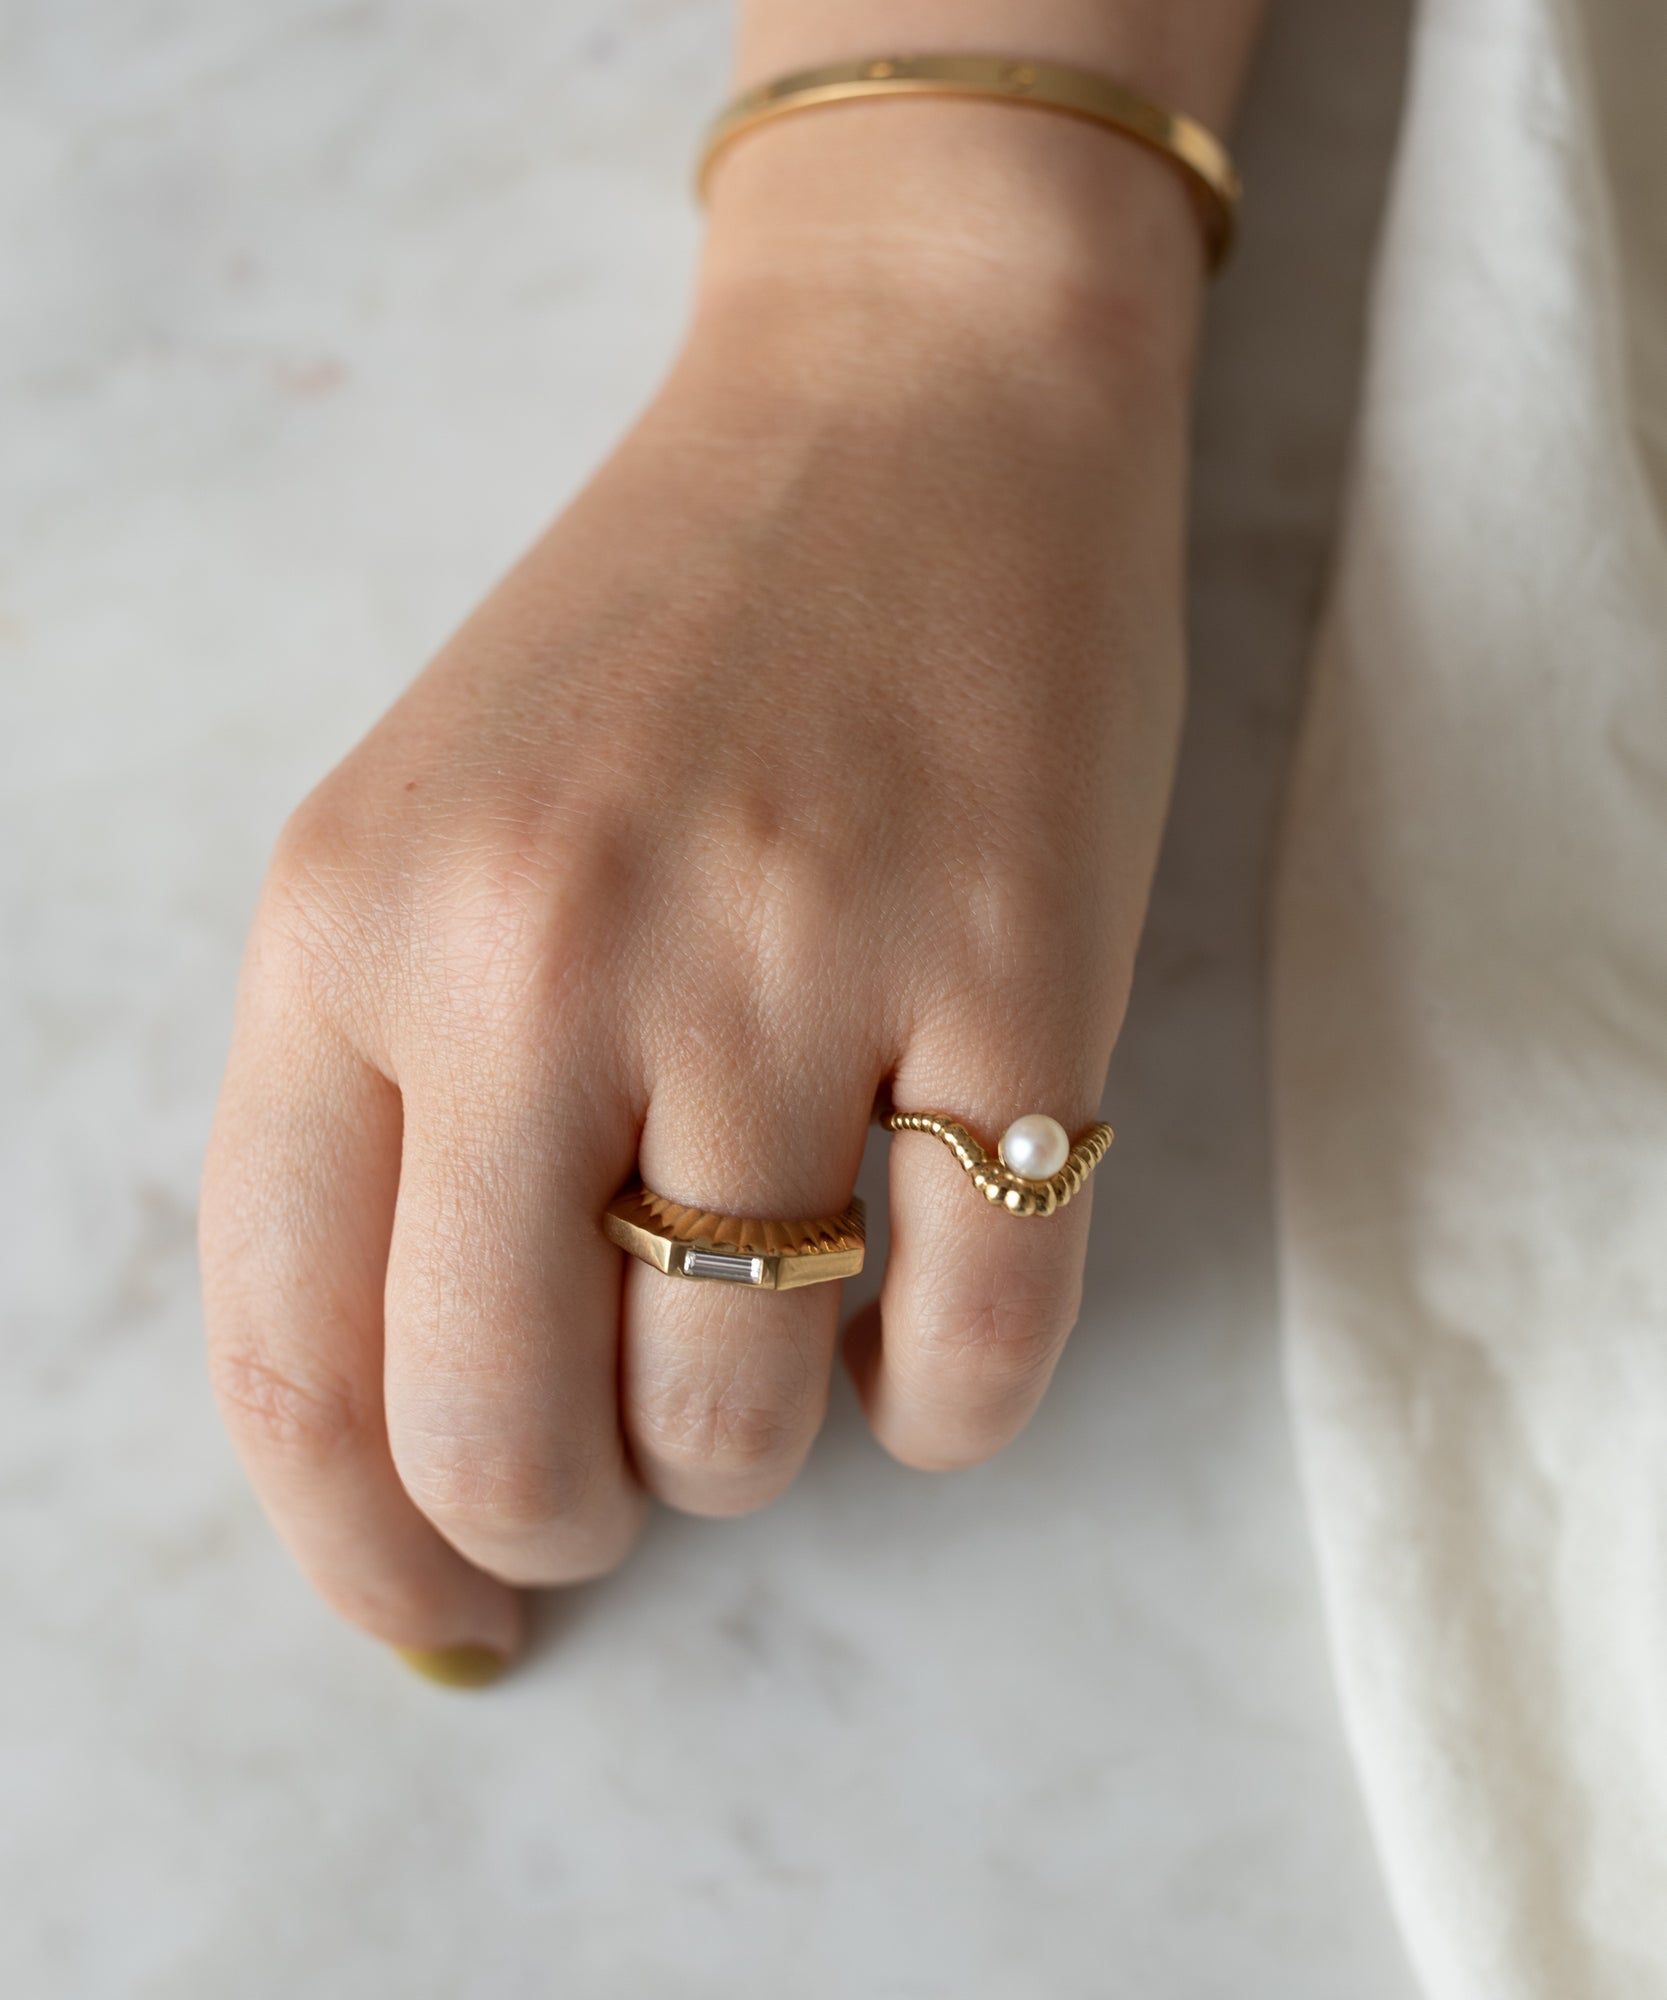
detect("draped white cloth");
top-left (1274, 0), bottom-right (1667, 1993)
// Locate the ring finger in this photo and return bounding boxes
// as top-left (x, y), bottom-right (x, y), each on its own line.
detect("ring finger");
top-left (853, 1019), bottom-right (1112, 1471)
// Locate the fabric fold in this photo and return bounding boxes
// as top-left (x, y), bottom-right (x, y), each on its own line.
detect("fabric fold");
top-left (1273, 0), bottom-right (1667, 1993)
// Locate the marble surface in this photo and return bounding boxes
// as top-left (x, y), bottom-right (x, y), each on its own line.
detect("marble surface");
top-left (2, 2), bottom-right (1421, 1994)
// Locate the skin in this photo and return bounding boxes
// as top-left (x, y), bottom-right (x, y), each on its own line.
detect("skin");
top-left (200, 1), bottom-right (1268, 1669)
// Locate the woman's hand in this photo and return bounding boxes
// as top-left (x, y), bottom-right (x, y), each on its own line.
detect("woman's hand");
top-left (199, 111), bottom-right (1202, 1671)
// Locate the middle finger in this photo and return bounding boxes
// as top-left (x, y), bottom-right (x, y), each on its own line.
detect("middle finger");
top-left (621, 1041), bottom-right (876, 1516)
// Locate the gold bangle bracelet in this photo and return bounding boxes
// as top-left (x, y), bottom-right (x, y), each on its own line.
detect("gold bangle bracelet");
top-left (696, 54), bottom-right (1241, 271)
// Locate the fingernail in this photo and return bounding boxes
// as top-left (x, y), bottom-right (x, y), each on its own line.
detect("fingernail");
top-left (394, 1643), bottom-right (512, 1689)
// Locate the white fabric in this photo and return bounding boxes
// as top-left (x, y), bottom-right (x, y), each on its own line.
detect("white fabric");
top-left (1274, 0), bottom-right (1667, 1994)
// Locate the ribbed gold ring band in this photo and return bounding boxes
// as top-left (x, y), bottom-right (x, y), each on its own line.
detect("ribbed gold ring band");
top-left (696, 54), bottom-right (1241, 270)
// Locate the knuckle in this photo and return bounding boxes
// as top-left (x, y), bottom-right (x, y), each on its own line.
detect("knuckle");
top-left (631, 1374), bottom-right (805, 1484)
top-left (394, 1428), bottom-right (599, 1541)
top-left (208, 1339), bottom-right (370, 1464)
top-left (881, 1279), bottom-right (1080, 1476)
top-left (911, 1277), bottom-right (1079, 1398)
top-left (921, 855), bottom-right (1120, 1037)
top-left (265, 786), bottom-right (361, 915)
top-left (711, 830), bottom-right (863, 970)
top-left (255, 798), bottom-right (379, 1009)
top-left (421, 826), bottom-right (622, 1030)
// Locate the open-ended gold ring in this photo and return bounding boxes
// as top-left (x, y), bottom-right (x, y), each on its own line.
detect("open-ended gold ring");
top-left (884, 1111), bottom-right (1113, 1216)
top-left (603, 1186), bottom-right (866, 1290)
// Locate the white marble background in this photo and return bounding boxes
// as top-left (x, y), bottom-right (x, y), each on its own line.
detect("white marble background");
top-left (3, 2), bottom-right (1421, 1994)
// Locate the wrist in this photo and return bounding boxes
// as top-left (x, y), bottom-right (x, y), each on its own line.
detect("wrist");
top-left (693, 95), bottom-right (1210, 413)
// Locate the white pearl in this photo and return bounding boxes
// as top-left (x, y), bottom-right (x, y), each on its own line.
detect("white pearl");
top-left (997, 1113), bottom-right (1070, 1182)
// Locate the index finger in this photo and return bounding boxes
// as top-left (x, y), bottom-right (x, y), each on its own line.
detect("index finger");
top-left (200, 943), bottom-right (521, 1679)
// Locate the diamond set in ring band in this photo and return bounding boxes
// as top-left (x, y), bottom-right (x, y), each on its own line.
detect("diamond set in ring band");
top-left (602, 1186), bottom-right (867, 1290)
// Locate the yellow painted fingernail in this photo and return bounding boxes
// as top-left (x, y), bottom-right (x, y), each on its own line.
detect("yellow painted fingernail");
top-left (395, 1644), bottom-right (511, 1689)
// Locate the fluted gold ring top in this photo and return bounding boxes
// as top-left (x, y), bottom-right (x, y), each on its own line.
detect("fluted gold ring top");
top-left (603, 1185), bottom-right (866, 1290)
top-left (884, 1111), bottom-right (1114, 1216)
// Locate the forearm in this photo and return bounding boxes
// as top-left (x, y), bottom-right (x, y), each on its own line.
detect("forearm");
top-left (697, 1), bottom-right (1269, 396)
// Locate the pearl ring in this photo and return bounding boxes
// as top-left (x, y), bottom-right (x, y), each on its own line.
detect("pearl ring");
top-left (883, 1109), bottom-right (1114, 1217)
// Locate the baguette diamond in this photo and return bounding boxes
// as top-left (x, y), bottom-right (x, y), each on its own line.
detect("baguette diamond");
top-left (603, 1187), bottom-right (865, 1290)
top-left (680, 1248), bottom-right (767, 1285)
